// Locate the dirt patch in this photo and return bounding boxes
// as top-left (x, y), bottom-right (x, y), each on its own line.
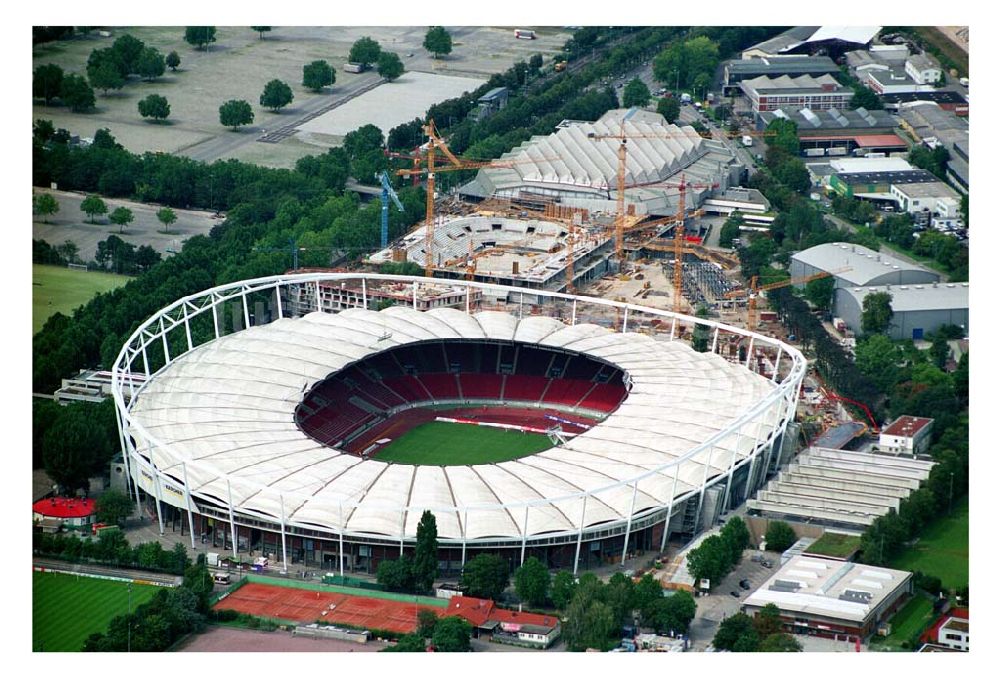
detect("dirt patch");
top-left (177, 625), bottom-right (387, 652)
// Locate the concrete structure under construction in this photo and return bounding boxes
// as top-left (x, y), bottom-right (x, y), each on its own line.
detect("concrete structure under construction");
top-left (742, 554), bottom-right (913, 640)
top-left (459, 109), bottom-right (738, 219)
top-left (366, 215), bottom-right (612, 297)
top-left (746, 446), bottom-right (935, 529)
top-left (789, 242), bottom-right (940, 290)
top-left (833, 282), bottom-right (969, 341)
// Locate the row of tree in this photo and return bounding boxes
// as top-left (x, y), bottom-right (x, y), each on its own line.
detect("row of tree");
top-left (382, 614), bottom-right (472, 652)
top-left (712, 604), bottom-right (802, 652)
top-left (685, 516), bottom-right (751, 588)
top-left (34, 527), bottom-right (191, 576)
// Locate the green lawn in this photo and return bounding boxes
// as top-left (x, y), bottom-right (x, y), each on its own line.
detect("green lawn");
top-left (891, 498), bottom-right (969, 590)
top-left (805, 532), bottom-right (861, 559)
top-left (375, 421), bottom-right (552, 465)
top-left (33, 264), bottom-right (129, 335)
top-left (870, 594), bottom-right (936, 651)
top-left (33, 571), bottom-right (159, 652)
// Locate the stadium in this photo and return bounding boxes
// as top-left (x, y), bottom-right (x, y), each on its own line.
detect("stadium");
top-left (111, 274), bottom-right (805, 577)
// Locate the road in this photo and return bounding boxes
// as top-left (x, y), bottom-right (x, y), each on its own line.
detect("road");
top-left (33, 556), bottom-right (183, 587)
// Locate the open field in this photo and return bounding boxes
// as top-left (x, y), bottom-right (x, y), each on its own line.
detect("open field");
top-left (33, 27), bottom-right (570, 167)
top-left (917, 27), bottom-right (969, 75)
top-left (870, 594), bottom-right (934, 651)
top-left (891, 497), bottom-right (968, 590)
top-left (32, 571), bottom-right (160, 652)
top-left (375, 420), bottom-right (552, 465)
top-left (33, 189), bottom-right (220, 262)
top-left (33, 264), bottom-right (130, 334)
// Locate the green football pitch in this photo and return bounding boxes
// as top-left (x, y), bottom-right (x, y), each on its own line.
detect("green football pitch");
top-left (375, 421), bottom-right (552, 465)
top-left (33, 571), bottom-right (159, 652)
top-left (33, 264), bottom-right (129, 334)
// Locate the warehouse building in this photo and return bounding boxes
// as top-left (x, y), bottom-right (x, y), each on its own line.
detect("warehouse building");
top-left (742, 26), bottom-right (880, 60)
top-left (722, 56), bottom-right (839, 93)
top-left (830, 169), bottom-right (937, 200)
top-left (845, 44), bottom-right (909, 77)
top-left (739, 74), bottom-right (852, 116)
top-left (865, 68), bottom-right (933, 96)
top-left (882, 90), bottom-right (968, 116)
top-left (747, 447), bottom-right (935, 529)
top-left (790, 242), bottom-right (940, 290)
top-left (460, 109), bottom-right (738, 218)
top-left (833, 282), bottom-right (969, 341)
top-left (742, 554), bottom-right (913, 640)
top-left (889, 181), bottom-right (961, 223)
top-left (756, 106), bottom-right (904, 156)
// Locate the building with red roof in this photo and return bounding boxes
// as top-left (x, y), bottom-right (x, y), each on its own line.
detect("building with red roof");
top-left (445, 596), bottom-right (561, 649)
top-left (879, 415), bottom-right (934, 455)
top-left (32, 497), bottom-right (96, 532)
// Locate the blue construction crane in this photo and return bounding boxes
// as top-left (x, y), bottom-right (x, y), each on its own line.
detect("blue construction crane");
top-left (377, 170), bottom-right (405, 249)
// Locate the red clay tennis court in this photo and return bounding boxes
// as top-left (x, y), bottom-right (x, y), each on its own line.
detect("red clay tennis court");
top-left (214, 583), bottom-right (442, 634)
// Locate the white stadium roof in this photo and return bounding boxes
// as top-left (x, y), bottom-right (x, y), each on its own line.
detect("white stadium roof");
top-left (128, 306), bottom-right (783, 542)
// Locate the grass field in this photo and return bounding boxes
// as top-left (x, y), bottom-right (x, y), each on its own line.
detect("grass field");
top-left (870, 594), bottom-right (935, 651)
top-left (33, 571), bottom-right (159, 652)
top-left (891, 497), bottom-right (969, 590)
top-left (33, 264), bottom-right (129, 334)
top-left (375, 421), bottom-right (552, 465)
top-left (805, 532), bottom-right (862, 559)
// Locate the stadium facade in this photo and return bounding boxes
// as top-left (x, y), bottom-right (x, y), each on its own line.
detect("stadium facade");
top-left (112, 274), bottom-right (805, 575)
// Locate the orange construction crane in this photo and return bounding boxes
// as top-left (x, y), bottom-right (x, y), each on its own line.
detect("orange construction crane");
top-left (724, 267), bottom-right (851, 329)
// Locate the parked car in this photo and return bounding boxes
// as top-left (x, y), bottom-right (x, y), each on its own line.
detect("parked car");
top-left (729, 591), bottom-right (741, 598)
top-left (739, 579), bottom-right (751, 590)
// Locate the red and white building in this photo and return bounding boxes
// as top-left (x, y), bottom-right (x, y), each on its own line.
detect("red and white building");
top-left (740, 74), bottom-right (852, 115)
top-left (446, 596), bottom-right (562, 648)
top-left (879, 416), bottom-right (934, 456)
top-left (32, 497), bottom-right (97, 533)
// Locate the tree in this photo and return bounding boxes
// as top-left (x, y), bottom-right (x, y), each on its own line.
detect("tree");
top-left (137, 94), bottom-right (170, 122)
top-left (632, 574), bottom-right (664, 619)
top-left (513, 556), bottom-right (551, 607)
top-left (423, 27), bottom-right (453, 59)
top-left (135, 244), bottom-right (161, 271)
top-left (622, 77), bottom-right (651, 108)
top-left (759, 632), bottom-right (802, 652)
top-left (33, 64), bottom-right (64, 104)
top-left (377, 52), bottom-right (405, 81)
top-left (930, 332), bottom-right (950, 369)
top-left (861, 291), bottom-right (894, 335)
top-left (656, 96), bottom-right (680, 123)
top-left (251, 26), bottom-right (272, 40)
top-left (461, 553), bottom-right (508, 600)
top-left (431, 616), bottom-right (471, 652)
top-left (383, 633), bottom-right (426, 652)
top-left (184, 26), bottom-right (216, 50)
top-left (850, 86), bottom-right (882, 110)
top-left (764, 520), bottom-right (796, 552)
top-left (564, 592), bottom-right (616, 651)
top-left (303, 60), bottom-right (335, 92)
top-left (42, 404), bottom-right (112, 492)
top-left (691, 305), bottom-right (710, 352)
top-left (348, 36), bottom-right (381, 68)
top-left (713, 612), bottom-right (758, 651)
top-left (765, 118), bottom-right (799, 156)
top-left (60, 73), bottom-right (96, 112)
top-left (855, 334), bottom-right (902, 394)
top-left (720, 516), bottom-right (751, 563)
top-left (183, 554), bottom-right (215, 612)
top-left (166, 51), bottom-right (181, 72)
top-left (170, 542), bottom-right (190, 574)
top-left (805, 276), bottom-right (835, 311)
top-left (156, 207), bottom-right (177, 232)
top-left (109, 206), bottom-right (134, 233)
top-left (416, 609), bottom-right (438, 638)
top-left (219, 99), bottom-right (254, 131)
top-left (33, 193), bottom-right (59, 222)
top-left (412, 510), bottom-right (438, 594)
top-left (88, 60), bottom-right (126, 94)
top-left (645, 590), bottom-right (697, 635)
top-left (136, 47), bottom-right (166, 81)
top-left (95, 489), bottom-right (133, 525)
top-left (260, 79), bottom-right (294, 112)
top-left (652, 36), bottom-right (719, 91)
top-left (377, 555), bottom-right (414, 592)
top-left (80, 194), bottom-right (108, 223)
top-left (752, 603), bottom-right (783, 638)
top-left (687, 534), bottom-right (732, 587)
top-left (112, 34), bottom-right (145, 74)
top-left (550, 570), bottom-right (576, 609)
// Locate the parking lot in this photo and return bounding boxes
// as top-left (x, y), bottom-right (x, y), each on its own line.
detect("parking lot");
top-left (687, 549), bottom-right (779, 651)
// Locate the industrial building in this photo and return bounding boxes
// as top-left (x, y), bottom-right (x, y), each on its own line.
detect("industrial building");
top-left (845, 44), bottom-right (909, 77)
top-left (722, 56), bottom-right (839, 93)
top-left (881, 90), bottom-right (968, 116)
top-left (739, 74), bottom-right (852, 116)
top-left (742, 554), bottom-right (913, 640)
top-left (830, 169), bottom-right (937, 200)
top-left (889, 181), bottom-right (961, 222)
top-left (791, 242), bottom-right (940, 291)
top-left (459, 109), bottom-right (738, 218)
top-left (878, 416), bottom-right (934, 456)
top-left (746, 447), bottom-right (935, 529)
top-left (741, 26), bottom-right (880, 60)
top-left (904, 53), bottom-right (943, 85)
top-left (756, 106), bottom-right (904, 157)
top-left (864, 68), bottom-right (932, 96)
top-left (833, 282), bottom-right (969, 341)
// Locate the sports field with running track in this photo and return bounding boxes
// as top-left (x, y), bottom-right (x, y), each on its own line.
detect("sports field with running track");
top-left (374, 420), bottom-right (552, 465)
top-left (33, 570), bottom-right (159, 652)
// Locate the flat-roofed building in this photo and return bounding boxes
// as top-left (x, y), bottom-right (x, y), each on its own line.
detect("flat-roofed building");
top-left (865, 67), bottom-right (933, 95)
top-left (879, 416), bottom-right (934, 455)
top-left (742, 554), bottom-right (913, 640)
top-left (835, 282), bottom-right (969, 340)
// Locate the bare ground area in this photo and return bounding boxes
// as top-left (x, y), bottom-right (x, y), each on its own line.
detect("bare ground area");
top-left (32, 188), bottom-right (220, 261)
top-left (175, 625), bottom-right (388, 652)
top-left (33, 26), bottom-right (570, 168)
top-left (935, 26), bottom-right (970, 54)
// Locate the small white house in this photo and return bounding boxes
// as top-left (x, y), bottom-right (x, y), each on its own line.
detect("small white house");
top-left (905, 53), bottom-right (942, 85)
top-left (936, 616), bottom-right (969, 651)
top-left (879, 415), bottom-right (934, 455)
